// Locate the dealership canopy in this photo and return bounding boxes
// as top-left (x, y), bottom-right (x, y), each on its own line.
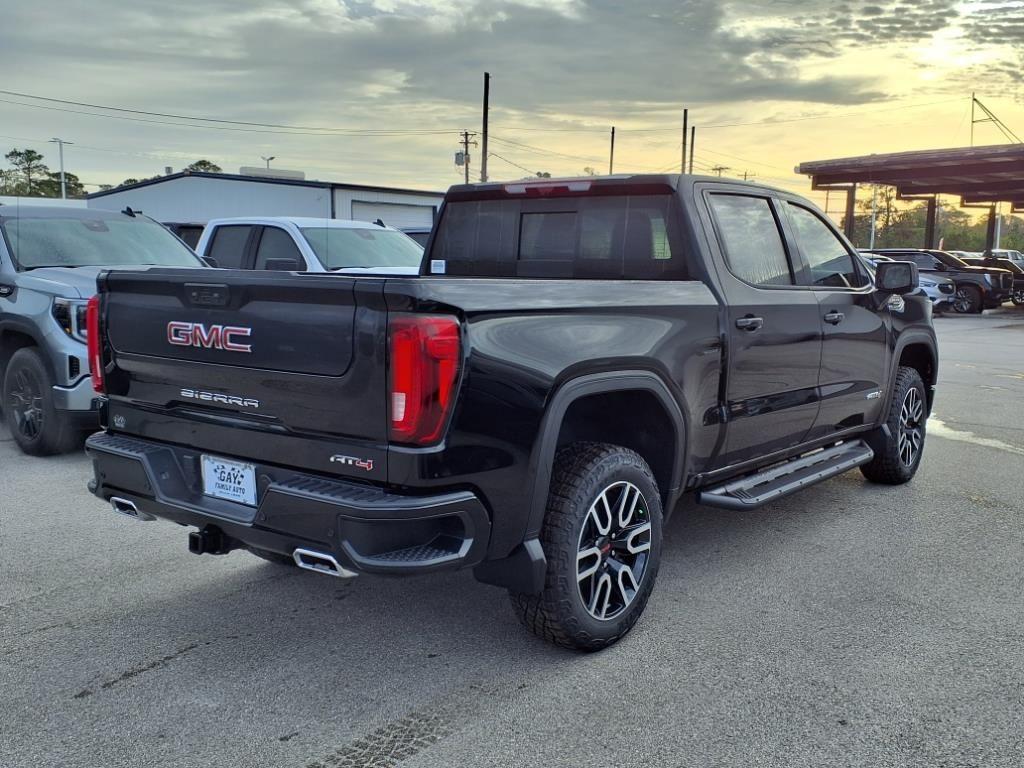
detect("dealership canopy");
top-left (797, 143), bottom-right (1024, 248)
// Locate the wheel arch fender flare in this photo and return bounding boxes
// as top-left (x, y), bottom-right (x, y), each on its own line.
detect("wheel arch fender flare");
top-left (883, 331), bottom-right (938, 418)
top-left (0, 318), bottom-right (53, 380)
top-left (524, 370), bottom-right (689, 541)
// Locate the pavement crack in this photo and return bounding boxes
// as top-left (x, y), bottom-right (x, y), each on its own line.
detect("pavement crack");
top-left (72, 642), bottom-right (203, 700)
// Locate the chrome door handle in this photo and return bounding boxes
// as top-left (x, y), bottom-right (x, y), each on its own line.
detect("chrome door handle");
top-left (824, 310), bottom-right (845, 325)
top-left (735, 316), bottom-right (763, 331)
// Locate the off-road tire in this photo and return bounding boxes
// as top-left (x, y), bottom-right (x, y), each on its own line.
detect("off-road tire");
top-left (510, 442), bottom-right (663, 652)
top-left (3, 347), bottom-right (79, 456)
top-left (248, 547), bottom-right (296, 566)
top-left (953, 284), bottom-right (982, 314)
top-left (860, 367), bottom-right (927, 485)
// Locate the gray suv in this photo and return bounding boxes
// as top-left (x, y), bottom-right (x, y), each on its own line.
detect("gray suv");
top-left (0, 206), bottom-right (205, 455)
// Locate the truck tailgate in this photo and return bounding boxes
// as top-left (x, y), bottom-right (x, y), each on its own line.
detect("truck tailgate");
top-left (98, 269), bottom-right (389, 481)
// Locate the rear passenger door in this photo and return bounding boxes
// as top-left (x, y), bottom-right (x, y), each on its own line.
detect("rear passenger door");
top-left (783, 201), bottom-right (888, 440)
top-left (253, 226), bottom-right (308, 270)
top-left (704, 191), bottom-right (823, 467)
top-left (204, 225), bottom-right (255, 270)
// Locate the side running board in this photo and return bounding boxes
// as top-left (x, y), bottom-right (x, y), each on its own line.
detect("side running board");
top-left (697, 440), bottom-right (874, 511)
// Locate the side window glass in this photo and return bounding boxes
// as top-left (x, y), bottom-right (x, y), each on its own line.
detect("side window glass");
top-left (206, 226), bottom-right (252, 269)
top-left (255, 227), bottom-right (304, 269)
top-left (786, 204), bottom-right (868, 288)
top-left (708, 194), bottom-right (793, 286)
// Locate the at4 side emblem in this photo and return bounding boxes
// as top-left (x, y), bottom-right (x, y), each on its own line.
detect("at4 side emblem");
top-left (330, 454), bottom-right (374, 472)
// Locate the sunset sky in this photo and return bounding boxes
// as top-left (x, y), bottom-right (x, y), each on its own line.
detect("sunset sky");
top-left (2, 0), bottom-right (1023, 215)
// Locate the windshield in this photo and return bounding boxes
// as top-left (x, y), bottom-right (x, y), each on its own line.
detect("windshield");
top-left (933, 251), bottom-right (967, 268)
top-left (1, 215), bottom-right (201, 270)
top-left (300, 227), bottom-right (424, 270)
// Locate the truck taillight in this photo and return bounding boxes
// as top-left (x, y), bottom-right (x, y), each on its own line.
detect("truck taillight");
top-left (388, 315), bottom-right (460, 446)
top-left (86, 295), bottom-right (104, 393)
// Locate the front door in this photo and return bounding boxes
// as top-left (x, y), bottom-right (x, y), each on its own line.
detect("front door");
top-left (782, 201), bottom-right (889, 440)
top-left (704, 192), bottom-right (823, 467)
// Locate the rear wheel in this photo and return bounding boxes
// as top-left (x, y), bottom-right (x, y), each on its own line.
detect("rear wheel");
top-left (510, 442), bottom-right (663, 651)
top-left (953, 285), bottom-right (982, 314)
top-left (861, 367), bottom-right (927, 485)
top-left (3, 348), bottom-right (79, 456)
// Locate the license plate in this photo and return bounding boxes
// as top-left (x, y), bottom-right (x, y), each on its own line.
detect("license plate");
top-left (201, 455), bottom-right (257, 506)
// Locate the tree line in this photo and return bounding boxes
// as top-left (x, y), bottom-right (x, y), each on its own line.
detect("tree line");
top-left (0, 148), bottom-right (222, 198)
top-left (846, 187), bottom-right (1024, 251)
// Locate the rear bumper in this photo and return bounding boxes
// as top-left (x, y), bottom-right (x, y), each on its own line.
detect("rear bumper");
top-left (85, 432), bottom-right (491, 576)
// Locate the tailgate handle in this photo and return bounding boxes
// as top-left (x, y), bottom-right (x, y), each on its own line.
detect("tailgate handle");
top-left (185, 283), bottom-right (230, 307)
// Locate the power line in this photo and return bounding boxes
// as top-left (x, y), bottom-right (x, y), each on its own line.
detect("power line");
top-left (624, 97), bottom-right (965, 132)
top-left (489, 135), bottom-right (606, 164)
top-left (487, 151), bottom-right (539, 176)
top-left (0, 96), bottom-right (458, 137)
top-left (0, 89), bottom-right (461, 134)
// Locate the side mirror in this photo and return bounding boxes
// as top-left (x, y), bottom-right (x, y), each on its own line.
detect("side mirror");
top-left (201, 256), bottom-right (219, 268)
top-left (263, 258), bottom-right (300, 271)
top-left (875, 260), bottom-right (918, 294)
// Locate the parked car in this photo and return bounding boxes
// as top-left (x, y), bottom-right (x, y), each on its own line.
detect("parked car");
top-left (162, 221), bottom-right (205, 250)
top-left (400, 226), bottom-right (432, 247)
top-left (861, 248), bottom-right (1013, 313)
top-left (862, 254), bottom-right (955, 312)
top-left (85, 174), bottom-right (937, 651)
top-left (195, 217), bottom-right (424, 274)
top-left (0, 206), bottom-right (206, 454)
top-left (989, 248), bottom-right (1024, 269)
top-left (960, 255), bottom-right (1024, 305)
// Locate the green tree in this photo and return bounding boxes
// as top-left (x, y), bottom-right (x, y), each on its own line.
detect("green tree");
top-left (185, 159), bottom-right (222, 173)
top-left (37, 171), bottom-right (86, 199)
top-left (4, 148), bottom-right (49, 195)
top-left (0, 167), bottom-right (24, 195)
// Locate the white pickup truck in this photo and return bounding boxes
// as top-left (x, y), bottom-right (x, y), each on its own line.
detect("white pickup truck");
top-left (193, 217), bottom-right (423, 274)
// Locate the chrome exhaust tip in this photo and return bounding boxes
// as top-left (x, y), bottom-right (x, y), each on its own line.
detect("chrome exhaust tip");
top-left (293, 548), bottom-right (357, 578)
top-left (109, 496), bottom-right (156, 522)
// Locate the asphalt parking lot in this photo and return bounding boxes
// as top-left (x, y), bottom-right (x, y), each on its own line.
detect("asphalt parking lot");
top-left (3, 309), bottom-right (1023, 768)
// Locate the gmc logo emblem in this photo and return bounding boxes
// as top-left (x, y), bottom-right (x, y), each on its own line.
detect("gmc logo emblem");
top-left (167, 321), bottom-right (252, 353)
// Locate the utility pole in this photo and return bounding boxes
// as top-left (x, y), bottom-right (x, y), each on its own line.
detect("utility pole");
top-left (681, 108), bottom-right (688, 174)
top-left (711, 165), bottom-right (730, 177)
top-left (609, 126), bottom-right (616, 175)
top-left (869, 184), bottom-right (878, 249)
top-left (459, 130), bottom-right (478, 185)
top-left (741, 170), bottom-right (755, 181)
top-left (49, 137), bottom-right (73, 199)
top-left (970, 92), bottom-right (975, 147)
top-left (970, 92), bottom-right (1023, 146)
top-left (688, 126), bottom-right (696, 174)
top-left (480, 72), bottom-right (490, 182)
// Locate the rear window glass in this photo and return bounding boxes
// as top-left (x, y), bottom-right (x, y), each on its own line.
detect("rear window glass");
top-left (430, 194), bottom-right (687, 279)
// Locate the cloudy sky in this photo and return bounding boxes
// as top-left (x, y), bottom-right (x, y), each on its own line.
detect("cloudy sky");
top-left (2, 0), bottom-right (1023, 208)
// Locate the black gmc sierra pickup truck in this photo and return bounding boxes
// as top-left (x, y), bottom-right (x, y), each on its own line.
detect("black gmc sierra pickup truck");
top-left (85, 175), bottom-right (937, 650)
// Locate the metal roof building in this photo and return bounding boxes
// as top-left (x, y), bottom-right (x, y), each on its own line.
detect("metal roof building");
top-left (798, 143), bottom-right (1024, 248)
top-left (85, 171), bottom-right (445, 229)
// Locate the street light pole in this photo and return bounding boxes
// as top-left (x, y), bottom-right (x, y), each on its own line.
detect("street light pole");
top-left (261, 156), bottom-right (275, 169)
top-left (49, 138), bottom-right (73, 199)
